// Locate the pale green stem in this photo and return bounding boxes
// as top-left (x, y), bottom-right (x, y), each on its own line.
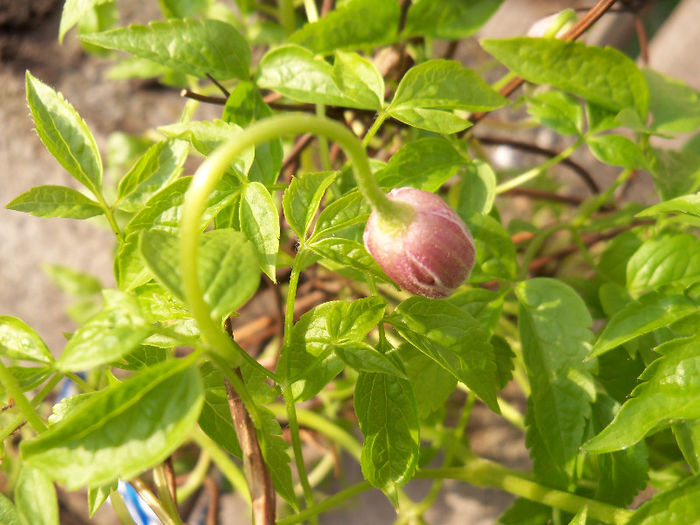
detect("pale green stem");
top-left (284, 385), bottom-right (316, 518)
top-left (316, 105), bottom-right (332, 170)
top-left (279, 0), bottom-right (296, 35)
top-left (303, 0), bottom-right (319, 22)
top-left (130, 478), bottom-right (177, 525)
top-left (153, 464), bottom-right (183, 525)
top-left (277, 481), bottom-right (373, 525)
top-left (110, 490), bottom-right (138, 525)
top-left (517, 223), bottom-right (570, 280)
top-left (299, 454), bottom-right (336, 495)
top-left (361, 112), bottom-right (389, 149)
top-left (543, 8), bottom-right (577, 38)
top-left (0, 374), bottom-right (61, 441)
top-left (191, 427), bottom-right (251, 506)
top-left (573, 168), bottom-right (634, 227)
top-left (176, 449), bottom-right (211, 503)
top-left (64, 371), bottom-right (93, 392)
top-left (267, 404), bottom-right (363, 460)
top-left (495, 137), bottom-right (585, 194)
top-left (416, 459), bottom-right (633, 525)
top-left (0, 360), bottom-right (46, 433)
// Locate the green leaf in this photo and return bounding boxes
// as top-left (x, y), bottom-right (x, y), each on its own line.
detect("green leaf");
top-left (140, 229), bottom-right (261, 321)
top-left (627, 234), bottom-right (700, 293)
top-left (116, 139), bottom-right (189, 211)
top-left (56, 290), bottom-right (153, 372)
top-left (481, 37), bottom-right (648, 119)
top-left (592, 395), bottom-right (649, 506)
top-left (283, 171), bottom-right (337, 240)
top-left (257, 45), bottom-right (377, 109)
top-left (87, 481), bottom-right (117, 517)
top-left (25, 72), bottom-right (103, 196)
top-left (398, 343), bottom-right (456, 419)
top-left (279, 297), bottom-right (386, 400)
top-left (598, 230), bottom-right (643, 285)
top-left (332, 51), bottom-right (384, 111)
top-left (313, 191), bottom-right (371, 239)
top-left (569, 507), bottom-right (587, 525)
top-left (21, 359), bottom-right (203, 489)
top-left (646, 148), bottom-right (700, 201)
top-left (457, 160), bottom-right (496, 217)
top-left (0, 367), bottom-right (53, 397)
top-left (310, 238), bottom-right (390, 283)
top-left (587, 135), bottom-right (647, 169)
top-left (240, 182), bottom-right (280, 281)
top-left (389, 297), bottom-right (501, 412)
top-left (118, 345), bottom-right (170, 371)
top-left (59, 0), bottom-right (114, 42)
top-left (355, 371), bottom-right (419, 495)
top-left (637, 192), bottom-right (700, 219)
top-left (0, 494), bottom-right (21, 525)
top-left (591, 291), bottom-right (698, 358)
top-left (673, 420), bottom-right (700, 473)
top-left (6, 185), bottom-right (103, 219)
top-left (375, 137), bottom-right (468, 192)
top-left (158, 120), bottom-right (253, 174)
top-left (466, 213), bottom-right (517, 282)
top-left (114, 232), bottom-right (152, 291)
top-left (643, 68), bottom-right (700, 134)
top-left (125, 175), bottom-right (240, 235)
top-left (80, 18), bottom-right (250, 80)
top-left (159, 0), bottom-right (211, 17)
top-left (289, 0), bottom-right (399, 54)
top-left (0, 316), bottom-right (53, 364)
top-left (625, 473), bottom-right (700, 525)
top-left (258, 406), bottom-right (296, 506)
top-left (335, 342), bottom-right (407, 378)
top-left (198, 364), bottom-right (241, 457)
top-left (516, 278), bottom-right (595, 486)
top-left (388, 59), bottom-right (507, 133)
top-left (42, 264), bottom-right (102, 297)
top-left (526, 91), bottom-right (584, 136)
top-left (403, 0), bottom-right (502, 39)
top-left (15, 467), bottom-right (58, 525)
top-left (585, 335), bottom-right (700, 453)
top-left (448, 287), bottom-right (505, 332)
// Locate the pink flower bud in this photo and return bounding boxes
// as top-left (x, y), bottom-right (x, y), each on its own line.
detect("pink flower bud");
top-left (363, 187), bottom-right (476, 298)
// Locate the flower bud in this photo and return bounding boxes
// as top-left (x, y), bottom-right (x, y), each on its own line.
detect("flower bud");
top-left (363, 187), bottom-right (475, 298)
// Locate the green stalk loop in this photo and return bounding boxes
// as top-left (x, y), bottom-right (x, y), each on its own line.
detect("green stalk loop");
top-left (180, 113), bottom-right (408, 361)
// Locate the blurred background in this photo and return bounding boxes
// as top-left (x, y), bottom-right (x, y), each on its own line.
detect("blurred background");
top-left (1, 0), bottom-right (699, 523)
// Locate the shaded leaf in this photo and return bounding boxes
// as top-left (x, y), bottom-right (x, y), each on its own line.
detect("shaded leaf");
top-left (335, 342), bottom-right (407, 378)
top-left (16, 466), bottom-right (58, 525)
top-left (627, 234), bottom-right (700, 293)
top-left (310, 238), bottom-right (390, 283)
top-left (398, 343), bottom-right (456, 419)
top-left (526, 90), bottom-right (583, 136)
top-left (6, 186), bottom-right (103, 219)
top-left (332, 51), bottom-right (384, 110)
top-left (644, 68), bottom-right (700, 134)
top-left (80, 18), bottom-right (250, 80)
top-left (240, 182), bottom-right (280, 280)
top-left (59, 0), bottom-right (114, 42)
top-left (403, 0), bottom-right (502, 40)
top-left (283, 171), bottom-right (337, 240)
top-left (626, 473), bottom-right (700, 525)
top-left (457, 160), bottom-right (496, 217)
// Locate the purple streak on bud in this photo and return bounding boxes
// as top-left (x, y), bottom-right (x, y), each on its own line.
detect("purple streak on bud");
top-left (363, 187), bottom-right (476, 298)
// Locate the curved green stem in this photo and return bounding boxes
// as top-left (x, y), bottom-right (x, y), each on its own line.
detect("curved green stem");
top-left (176, 449), bottom-right (211, 503)
top-left (362, 111), bottom-right (389, 148)
top-left (277, 481), bottom-right (373, 525)
top-left (495, 137), bottom-right (585, 194)
top-left (0, 360), bottom-right (46, 433)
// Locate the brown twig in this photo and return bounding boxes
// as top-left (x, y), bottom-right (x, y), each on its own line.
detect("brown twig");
top-left (634, 14), bottom-right (649, 65)
top-left (180, 89), bottom-right (227, 105)
top-left (470, 0), bottom-right (620, 126)
top-left (320, 0), bottom-right (334, 17)
top-left (223, 322), bottom-right (276, 525)
top-left (476, 135), bottom-right (600, 193)
top-left (206, 73), bottom-right (230, 98)
top-left (282, 133), bottom-right (314, 174)
top-left (502, 187), bottom-right (585, 206)
top-left (165, 456), bottom-right (178, 508)
top-left (202, 477), bottom-right (220, 525)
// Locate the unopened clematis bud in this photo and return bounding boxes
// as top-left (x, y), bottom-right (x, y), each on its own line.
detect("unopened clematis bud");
top-left (363, 187), bottom-right (475, 298)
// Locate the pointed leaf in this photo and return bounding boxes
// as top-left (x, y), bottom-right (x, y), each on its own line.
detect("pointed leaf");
top-left (335, 342), bottom-right (407, 378)
top-left (482, 37), bottom-right (648, 119)
top-left (289, 0), bottom-right (399, 55)
top-left (637, 192), bottom-right (700, 219)
top-left (310, 237), bottom-right (390, 283)
top-left (673, 420), bottom-right (700, 473)
top-left (240, 182), bottom-right (280, 280)
top-left (644, 68), bottom-right (700, 134)
top-left (587, 135), bottom-right (647, 170)
top-left (25, 72), bottom-right (102, 196)
top-left (59, 0), bottom-right (114, 42)
top-left (591, 291), bottom-right (697, 358)
top-left (516, 278), bottom-right (595, 486)
top-left (42, 264), bottom-right (102, 297)
top-left (332, 51), bottom-right (384, 110)
top-left (0, 316), bottom-right (53, 364)
top-left (457, 160), bottom-right (497, 217)
top-left (375, 137), bottom-right (468, 192)
top-left (398, 343), bottom-right (456, 419)
top-left (6, 185), bottom-right (103, 219)
top-left (258, 406), bottom-right (296, 505)
top-left (388, 297), bottom-right (501, 412)
top-left (585, 335), bottom-right (700, 453)
top-left (80, 18), bottom-right (250, 80)
top-left (314, 191), bottom-right (371, 239)
top-left (526, 90), bottom-right (584, 136)
top-left (140, 229), bottom-right (260, 321)
top-left (626, 473), bottom-right (700, 525)
top-left (355, 371), bottom-right (419, 495)
top-left (403, 0), bottom-right (502, 40)
top-left (283, 171), bottom-right (337, 240)
top-left (21, 359), bottom-right (203, 489)
top-left (198, 364), bottom-right (242, 457)
top-left (627, 234), bottom-right (700, 293)
top-left (56, 290), bottom-right (153, 372)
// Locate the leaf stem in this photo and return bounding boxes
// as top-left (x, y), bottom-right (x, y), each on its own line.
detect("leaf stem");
top-left (361, 111), bottom-right (389, 149)
top-left (279, 0), bottom-right (296, 35)
top-left (276, 481), bottom-right (373, 525)
top-left (416, 458), bottom-right (634, 525)
top-left (495, 137), bottom-right (585, 194)
top-left (283, 385), bottom-right (316, 519)
top-left (0, 359), bottom-right (46, 433)
top-left (0, 374), bottom-right (61, 440)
